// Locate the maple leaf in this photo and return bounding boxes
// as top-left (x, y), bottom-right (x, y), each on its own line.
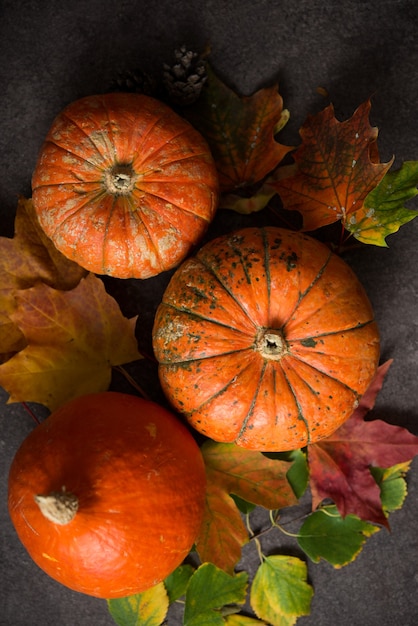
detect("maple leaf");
top-left (307, 360), bottom-right (418, 527)
top-left (195, 441), bottom-right (298, 574)
top-left (185, 64), bottom-right (293, 193)
top-left (0, 274), bottom-right (141, 411)
top-left (271, 100), bottom-right (393, 231)
top-left (346, 160), bottom-right (418, 245)
top-left (0, 196), bottom-right (87, 362)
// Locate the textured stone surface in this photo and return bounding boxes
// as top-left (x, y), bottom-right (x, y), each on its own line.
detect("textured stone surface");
top-left (1, 1), bottom-right (417, 624)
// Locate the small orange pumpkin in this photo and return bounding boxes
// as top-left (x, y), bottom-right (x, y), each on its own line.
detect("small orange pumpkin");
top-left (152, 227), bottom-right (380, 451)
top-left (31, 93), bottom-right (219, 278)
top-left (8, 392), bottom-right (206, 598)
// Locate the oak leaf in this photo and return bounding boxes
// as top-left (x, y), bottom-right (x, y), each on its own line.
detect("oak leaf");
top-left (195, 441), bottom-right (298, 574)
top-left (271, 100), bottom-right (393, 231)
top-left (307, 361), bottom-right (418, 527)
top-left (186, 65), bottom-right (293, 193)
top-left (0, 273), bottom-right (141, 411)
top-left (0, 196), bottom-right (86, 362)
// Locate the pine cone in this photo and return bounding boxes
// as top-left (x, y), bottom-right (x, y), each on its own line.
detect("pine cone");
top-left (163, 45), bottom-right (207, 106)
top-left (109, 68), bottom-right (158, 96)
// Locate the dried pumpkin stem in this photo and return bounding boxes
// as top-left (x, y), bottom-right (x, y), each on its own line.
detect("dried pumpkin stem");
top-left (104, 163), bottom-right (137, 195)
top-left (34, 487), bottom-right (79, 525)
top-left (256, 329), bottom-right (288, 360)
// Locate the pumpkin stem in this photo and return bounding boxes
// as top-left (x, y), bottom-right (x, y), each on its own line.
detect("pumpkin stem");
top-left (257, 329), bottom-right (288, 360)
top-left (104, 163), bottom-right (137, 195)
top-left (34, 487), bottom-right (79, 525)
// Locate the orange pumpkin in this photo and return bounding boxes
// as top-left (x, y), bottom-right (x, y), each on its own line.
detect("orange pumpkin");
top-left (31, 93), bottom-right (219, 279)
top-left (8, 392), bottom-right (206, 598)
top-left (152, 227), bottom-right (380, 451)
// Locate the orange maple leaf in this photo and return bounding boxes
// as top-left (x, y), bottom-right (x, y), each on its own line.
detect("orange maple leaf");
top-left (185, 65), bottom-right (293, 193)
top-left (0, 274), bottom-right (141, 411)
top-left (196, 441), bottom-right (297, 574)
top-left (0, 197), bottom-right (86, 362)
top-left (271, 100), bottom-right (393, 231)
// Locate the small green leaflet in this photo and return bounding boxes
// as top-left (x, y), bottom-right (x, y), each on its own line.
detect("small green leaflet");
top-left (297, 505), bottom-right (379, 568)
top-left (184, 563), bottom-right (248, 626)
top-left (347, 160), bottom-right (418, 245)
top-left (164, 564), bottom-right (195, 604)
top-left (250, 555), bottom-right (313, 626)
top-left (370, 461), bottom-right (411, 516)
top-left (107, 582), bottom-right (169, 626)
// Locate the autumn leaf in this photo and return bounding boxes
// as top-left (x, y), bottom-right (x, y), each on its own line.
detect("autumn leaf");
top-left (307, 361), bottom-right (418, 527)
top-left (271, 100), bottom-right (393, 231)
top-left (195, 441), bottom-right (298, 574)
top-left (346, 160), bottom-right (418, 245)
top-left (0, 196), bottom-right (86, 362)
top-left (250, 555), bottom-right (313, 626)
top-left (0, 273), bottom-right (141, 411)
top-left (107, 582), bottom-right (169, 626)
top-left (185, 64), bottom-right (292, 193)
top-left (297, 505), bottom-right (379, 568)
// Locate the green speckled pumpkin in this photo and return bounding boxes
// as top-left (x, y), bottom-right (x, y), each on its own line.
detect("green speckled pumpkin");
top-left (152, 227), bottom-right (380, 451)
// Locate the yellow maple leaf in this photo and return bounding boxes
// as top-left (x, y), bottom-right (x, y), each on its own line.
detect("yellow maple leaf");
top-left (0, 273), bottom-right (141, 410)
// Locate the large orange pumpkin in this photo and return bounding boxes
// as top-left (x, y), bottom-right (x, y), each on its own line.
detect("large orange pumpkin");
top-left (31, 93), bottom-right (219, 279)
top-left (152, 227), bottom-right (380, 451)
top-left (8, 392), bottom-right (206, 598)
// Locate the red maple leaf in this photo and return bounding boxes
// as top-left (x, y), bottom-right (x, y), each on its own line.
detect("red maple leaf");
top-left (307, 361), bottom-right (418, 527)
top-left (271, 100), bottom-right (393, 231)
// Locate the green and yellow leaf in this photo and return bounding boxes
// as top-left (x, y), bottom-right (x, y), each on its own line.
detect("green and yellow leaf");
top-left (346, 160), bottom-right (418, 245)
top-left (107, 582), bottom-right (169, 626)
top-left (250, 555), bottom-right (313, 626)
top-left (297, 505), bottom-right (380, 567)
top-left (184, 563), bottom-right (248, 626)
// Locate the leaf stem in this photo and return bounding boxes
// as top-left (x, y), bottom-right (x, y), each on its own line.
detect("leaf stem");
top-left (113, 365), bottom-right (151, 400)
top-left (269, 510), bottom-right (301, 538)
top-left (21, 402), bottom-right (41, 425)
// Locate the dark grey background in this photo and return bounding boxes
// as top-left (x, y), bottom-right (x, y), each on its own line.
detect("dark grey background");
top-left (1, 1), bottom-right (417, 624)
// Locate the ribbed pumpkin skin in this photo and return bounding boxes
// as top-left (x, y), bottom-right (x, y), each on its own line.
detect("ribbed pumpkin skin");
top-left (8, 392), bottom-right (206, 598)
top-left (152, 227), bottom-right (380, 451)
top-left (31, 93), bottom-right (219, 278)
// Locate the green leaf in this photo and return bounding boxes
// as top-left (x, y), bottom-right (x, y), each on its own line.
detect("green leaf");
top-left (347, 161), bottom-right (418, 245)
top-left (297, 505), bottom-right (380, 567)
top-left (164, 564), bottom-right (195, 604)
top-left (184, 563), bottom-right (248, 626)
top-left (262, 449), bottom-right (308, 500)
top-left (370, 461), bottom-right (411, 515)
top-left (107, 583), bottom-right (169, 626)
top-left (285, 449), bottom-right (309, 500)
top-left (230, 493), bottom-right (257, 514)
top-left (250, 555), bottom-right (313, 626)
